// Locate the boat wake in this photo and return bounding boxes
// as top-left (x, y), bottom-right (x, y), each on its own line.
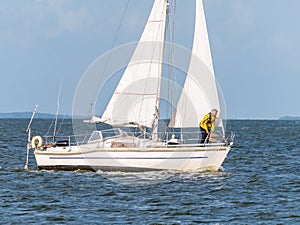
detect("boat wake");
top-left (96, 167), bottom-right (231, 186)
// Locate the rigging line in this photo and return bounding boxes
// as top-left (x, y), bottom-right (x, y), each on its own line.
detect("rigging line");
top-left (162, 0), bottom-right (173, 132)
top-left (46, 116), bottom-right (55, 137)
top-left (88, 0), bottom-right (130, 115)
top-left (164, 0), bottom-right (176, 131)
top-left (170, 0), bottom-right (177, 133)
top-left (26, 105), bottom-right (38, 133)
top-left (53, 82), bottom-right (62, 140)
top-left (166, 0), bottom-right (176, 125)
top-left (56, 114), bottom-right (66, 135)
top-left (159, 0), bottom-right (169, 108)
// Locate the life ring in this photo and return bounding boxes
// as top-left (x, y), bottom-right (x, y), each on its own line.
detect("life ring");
top-left (32, 136), bottom-right (43, 149)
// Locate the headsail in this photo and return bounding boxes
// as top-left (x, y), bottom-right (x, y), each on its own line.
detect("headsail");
top-left (170, 0), bottom-right (222, 130)
top-left (100, 0), bottom-right (168, 127)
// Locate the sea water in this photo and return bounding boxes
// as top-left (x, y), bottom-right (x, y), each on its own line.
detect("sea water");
top-left (0, 119), bottom-right (299, 224)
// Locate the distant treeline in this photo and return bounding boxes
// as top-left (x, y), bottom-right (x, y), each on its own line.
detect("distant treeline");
top-left (279, 116), bottom-right (300, 120)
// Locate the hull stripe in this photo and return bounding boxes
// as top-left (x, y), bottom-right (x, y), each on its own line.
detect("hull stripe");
top-left (49, 156), bottom-right (208, 160)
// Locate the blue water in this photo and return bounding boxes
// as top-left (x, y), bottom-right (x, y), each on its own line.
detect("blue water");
top-left (0, 119), bottom-right (299, 224)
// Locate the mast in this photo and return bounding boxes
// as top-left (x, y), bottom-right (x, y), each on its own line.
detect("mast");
top-left (152, 0), bottom-right (170, 140)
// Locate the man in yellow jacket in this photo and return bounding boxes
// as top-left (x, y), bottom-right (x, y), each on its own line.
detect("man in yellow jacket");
top-left (199, 109), bottom-right (218, 143)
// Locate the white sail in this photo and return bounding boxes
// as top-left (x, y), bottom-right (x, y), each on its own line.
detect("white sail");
top-left (100, 0), bottom-right (168, 127)
top-left (170, 0), bottom-right (222, 129)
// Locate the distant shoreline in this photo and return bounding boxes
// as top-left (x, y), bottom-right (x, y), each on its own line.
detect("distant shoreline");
top-left (0, 112), bottom-right (72, 119)
top-left (278, 116), bottom-right (300, 120)
top-left (0, 112), bottom-right (299, 120)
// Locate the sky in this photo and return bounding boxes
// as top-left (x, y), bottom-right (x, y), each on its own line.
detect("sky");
top-left (0, 0), bottom-right (299, 119)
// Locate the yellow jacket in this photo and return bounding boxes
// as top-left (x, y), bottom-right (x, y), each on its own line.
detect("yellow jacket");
top-left (199, 113), bottom-right (216, 132)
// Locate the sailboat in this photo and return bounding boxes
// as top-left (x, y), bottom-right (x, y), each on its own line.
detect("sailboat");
top-left (27, 0), bottom-right (234, 172)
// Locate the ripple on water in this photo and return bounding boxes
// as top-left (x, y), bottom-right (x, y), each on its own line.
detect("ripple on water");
top-left (1, 119), bottom-right (300, 224)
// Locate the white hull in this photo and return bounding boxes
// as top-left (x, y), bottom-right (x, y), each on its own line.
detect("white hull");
top-left (34, 144), bottom-right (231, 172)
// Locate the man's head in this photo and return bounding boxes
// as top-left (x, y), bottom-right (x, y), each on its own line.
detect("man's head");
top-left (211, 109), bottom-right (218, 116)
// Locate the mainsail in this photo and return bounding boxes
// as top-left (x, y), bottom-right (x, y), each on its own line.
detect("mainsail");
top-left (170, 0), bottom-right (222, 129)
top-left (100, 0), bottom-right (168, 127)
